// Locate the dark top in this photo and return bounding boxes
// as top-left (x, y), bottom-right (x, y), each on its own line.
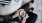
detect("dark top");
top-left (21, 3), bottom-right (29, 12)
top-left (26, 12), bottom-right (37, 23)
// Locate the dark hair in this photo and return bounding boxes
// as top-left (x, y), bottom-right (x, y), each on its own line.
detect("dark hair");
top-left (29, 0), bottom-right (34, 3)
top-left (29, 7), bottom-right (34, 11)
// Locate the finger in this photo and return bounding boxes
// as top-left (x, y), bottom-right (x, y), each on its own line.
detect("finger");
top-left (17, 10), bottom-right (21, 13)
top-left (16, 9), bottom-right (23, 13)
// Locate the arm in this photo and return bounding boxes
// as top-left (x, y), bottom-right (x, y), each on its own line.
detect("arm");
top-left (12, 13), bottom-right (19, 19)
top-left (21, 17), bottom-right (26, 23)
top-left (12, 9), bottom-right (21, 19)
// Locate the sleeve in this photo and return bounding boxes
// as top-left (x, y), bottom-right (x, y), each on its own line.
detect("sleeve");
top-left (25, 13), bottom-right (29, 19)
top-left (21, 3), bottom-right (29, 12)
top-left (23, 13), bottom-right (29, 20)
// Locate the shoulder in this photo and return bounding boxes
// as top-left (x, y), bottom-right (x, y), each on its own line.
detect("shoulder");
top-left (33, 13), bottom-right (38, 17)
top-left (21, 3), bottom-right (29, 7)
top-left (33, 13), bottom-right (37, 15)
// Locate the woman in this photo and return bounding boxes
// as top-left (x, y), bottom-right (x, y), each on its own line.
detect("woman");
top-left (26, 7), bottom-right (37, 23)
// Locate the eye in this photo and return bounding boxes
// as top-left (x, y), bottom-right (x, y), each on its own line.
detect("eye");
top-left (14, 0), bottom-right (19, 2)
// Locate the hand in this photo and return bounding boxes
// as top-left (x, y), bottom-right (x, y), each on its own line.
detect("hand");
top-left (21, 17), bottom-right (26, 23)
top-left (12, 9), bottom-right (21, 19)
